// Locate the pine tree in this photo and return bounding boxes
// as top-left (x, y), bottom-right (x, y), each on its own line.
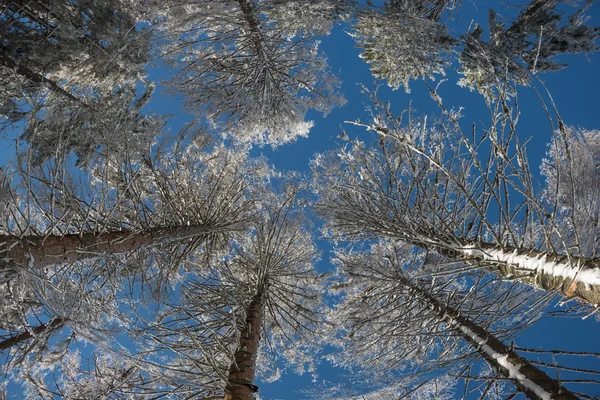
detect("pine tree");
top-left (350, 2), bottom-right (457, 93)
top-left (126, 181), bottom-right (323, 398)
top-left (329, 242), bottom-right (583, 399)
top-left (1, 1), bottom-right (159, 165)
top-left (0, 137), bottom-right (267, 392)
top-left (312, 92), bottom-right (600, 308)
top-left (1, 136), bottom-right (260, 282)
top-left (458, 0), bottom-right (600, 97)
top-left (157, 0), bottom-right (345, 146)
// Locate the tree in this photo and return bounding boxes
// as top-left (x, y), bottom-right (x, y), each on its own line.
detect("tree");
top-left (14, 349), bottom-right (152, 399)
top-left (0, 50), bottom-right (82, 106)
top-left (458, 0), bottom-right (600, 97)
top-left (0, 136), bottom-right (270, 394)
top-left (384, 0), bottom-right (459, 21)
top-left (262, 0), bottom-right (357, 36)
top-left (312, 91), bottom-right (600, 308)
top-left (19, 82), bottom-right (163, 167)
top-left (1, 1), bottom-right (158, 167)
top-left (541, 127), bottom-right (600, 259)
top-left (0, 0), bottom-right (151, 89)
top-left (305, 375), bottom-right (455, 399)
top-left (347, 0), bottom-right (599, 98)
top-left (158, 0), bottom-right (345, 146)
top-left (2, 0), bottom-right (600, 397)
top-left (127, 180), bottom-right (323, 399)
top-left (1, 135), bottom-right (260, 282)
top-left (349, 3), bottom-right (457, 93)
top-left (0, 0), bottom-right (159, 170)
top-left (328, 242), bottom-right (590, 399)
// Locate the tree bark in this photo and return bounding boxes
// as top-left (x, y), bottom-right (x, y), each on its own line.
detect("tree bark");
top-left (437, 241), bottom-right (600, 306)
top-left (0, 49), bottom-right (83, 104)
top-left (0, 223), bottom-right (234, 281)
top-left (0, 317), bottom-right (65, 351)
top-left (404, 278), bottom-right (578, 400)
top-left (224, 292), bottom-right (264, 400)
top-left (386, 224), bottom-right (600, 305)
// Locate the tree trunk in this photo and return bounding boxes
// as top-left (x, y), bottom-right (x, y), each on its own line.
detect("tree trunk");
top-left (405, 278), bottom-right (578, 400)
top-left (0, 223), bottom-right (233, 282)
top-left (440, 241), bottom-right (600, 306)
top-left (0, 49), bottom-right (83, 104)
top-left (0, 317), bottom-right (65, 351)
top-left (224, 292), bottom-right (264, 400)
top-left (391, 226), bottom-right (600, 305)
top-left (236, 0), bottom-right (261, 33)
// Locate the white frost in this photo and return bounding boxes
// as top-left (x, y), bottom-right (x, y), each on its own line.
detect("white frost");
top-left (451, 321), bottom-right (552, 400)
top-left (459, 246), bottom-right (600, 286)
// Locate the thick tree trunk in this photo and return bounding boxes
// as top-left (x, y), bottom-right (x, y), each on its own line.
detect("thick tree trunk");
top-left (0, 224), bottom-right (231, 281)
top-left (440, 241), bottom-right (600, 306)
top-left (405, 279), bottom-right (578, 400)
top-left (0, 317), bottom-right (65, 351)
top-left (393, 226), bottom-right (600, 305)
top-left (0, 49), bottom-right (82, 104)
top-left (224, 292), bottom-right (264, 400)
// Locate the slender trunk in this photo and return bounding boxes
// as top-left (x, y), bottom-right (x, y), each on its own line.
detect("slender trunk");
top-left (0, 317), bottom-right (65, 351)
top-left (405, 279), bottom-right (578, 400)
top-left (0, 223), bottom-right (232, 281)
top-left (224, 292), bottom-right (264, 400)
top-left (0, 49), bottom-right (83, 104)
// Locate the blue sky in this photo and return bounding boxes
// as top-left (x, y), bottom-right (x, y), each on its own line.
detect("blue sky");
top-left (1, 0), bottom-right (600, 398)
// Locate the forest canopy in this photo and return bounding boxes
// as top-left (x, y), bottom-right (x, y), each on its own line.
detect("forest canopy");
top-left (0, 0), bottom-right (599, 399)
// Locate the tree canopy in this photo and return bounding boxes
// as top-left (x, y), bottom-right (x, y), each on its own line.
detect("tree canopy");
top-left (0, 0), bottom-right (599, 398)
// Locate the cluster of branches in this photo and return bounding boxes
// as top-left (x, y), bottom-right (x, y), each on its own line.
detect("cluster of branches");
top-left (0, 130), bottom-right (326, 398)
top-left (311, 83), bottom-right (600, 397)
top-left (4, 0), bottom-right (598, 151)
top-left (344, 0), bottom-right (599, 98)
top-left (0, 0), bottom-right (599, 399)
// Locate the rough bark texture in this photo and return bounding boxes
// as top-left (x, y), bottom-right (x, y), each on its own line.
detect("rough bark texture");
top-left (0, 224), bottom-right (228, 281)
top-left (373, 217), bottom-right (600, 305)
top-left (0, 317), bottom-right (65, 351)
top-left (224, 292), bottom-right (264, 400)
top-left (405, 279), bottom-right (578, 400)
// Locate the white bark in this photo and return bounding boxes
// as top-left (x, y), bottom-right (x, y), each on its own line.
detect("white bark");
top-left (458, 245), bottom-right (600, 287)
